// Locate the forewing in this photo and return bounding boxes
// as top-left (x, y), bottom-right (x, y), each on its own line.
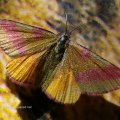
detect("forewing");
top-left (7, 50), bottom-right (46, 87)
top-left (42, 49), bottom-right (81, 104)
top-left (43, 43), bottom-right (120, 103)
top-left (67, 44), bottom-right (120, 95)
top-left (0, 19), bottom-right (56, 57)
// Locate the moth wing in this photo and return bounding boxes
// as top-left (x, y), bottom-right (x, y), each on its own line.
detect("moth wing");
top-left (42, 47), bottom-right (81, 104)
top-left (42, 43), bottom-right (120, 103)
top-left (7, 50), bottom-right (46, 87)
top-left (0, 19), bottom-right (56, 57)
top-left (67, 44), bottom-right (120, 95)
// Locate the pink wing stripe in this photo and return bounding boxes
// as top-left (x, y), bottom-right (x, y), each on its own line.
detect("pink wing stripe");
top-left (77, 65), bottom-right (120, 82)
top-left (1, 21), bottom-right (24, 51)
top-left (32, 27), bottom-right (43, 37)
top-left (0, 20), bottom-right (50, 39)
top-left (80, 49), bottom-right (91, 60)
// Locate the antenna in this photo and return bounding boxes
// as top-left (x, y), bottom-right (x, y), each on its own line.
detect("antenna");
top-left (68, 23), bottom-right (88, 36)
top-left (64, 11), bottom-right (88, 36)
top-left (65, 12), bottom-right (68, 35)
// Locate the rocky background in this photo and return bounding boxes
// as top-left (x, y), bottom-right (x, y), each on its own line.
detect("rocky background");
top-left (1, 0), bottom-right (120, 120)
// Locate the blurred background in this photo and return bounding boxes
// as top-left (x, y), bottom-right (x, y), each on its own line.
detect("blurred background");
top-left (1, 0), bottom-right (120, 120)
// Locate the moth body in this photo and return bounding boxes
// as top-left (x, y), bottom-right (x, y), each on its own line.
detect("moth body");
top-left (55, 34), bottom-right (69, 54)
top-left (40, 34), bottom-right (70, 84)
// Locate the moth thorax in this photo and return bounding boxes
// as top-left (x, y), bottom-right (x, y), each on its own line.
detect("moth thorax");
top-left (55, 35), bottom-right (69, 53)
top-left (59, 35), bottom-right (68, 45)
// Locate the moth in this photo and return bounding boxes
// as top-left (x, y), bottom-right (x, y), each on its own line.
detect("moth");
top-left (0, 16), bottom-right (120, 104)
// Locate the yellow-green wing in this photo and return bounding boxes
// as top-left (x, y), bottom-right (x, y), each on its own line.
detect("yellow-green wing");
top-left (42, 43), bottom-right (120, 104)
top-left (69, 44), bottom-right (120, 95)
top-left (7, 50), bottom-right (46, 87)
top-left (42, 46), bottom-right (81, 104)
top-left (0, 19), bottom-right (56, 57)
